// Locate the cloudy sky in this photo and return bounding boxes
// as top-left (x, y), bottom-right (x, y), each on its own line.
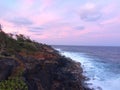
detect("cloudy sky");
top-left (0, 0), bottom-right (120, 46)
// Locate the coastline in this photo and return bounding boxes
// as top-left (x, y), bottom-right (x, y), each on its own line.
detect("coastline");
top-left (53, 48), bottom-right (92, 90)
top-left (0, 30), bottom-right (90, 90)
top-left (23, 48), bottom-right (88, 90)
top-left (0, 45), bottom-right (90, 90)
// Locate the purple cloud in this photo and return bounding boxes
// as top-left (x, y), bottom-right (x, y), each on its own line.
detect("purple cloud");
top-left (74, 26), bottom-right (85, 30)
top-left (7, 17), bottom-right (33, 26)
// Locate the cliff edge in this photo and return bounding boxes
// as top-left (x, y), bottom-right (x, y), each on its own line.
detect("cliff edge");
top-left (0, 30), bottom-right (87, 90)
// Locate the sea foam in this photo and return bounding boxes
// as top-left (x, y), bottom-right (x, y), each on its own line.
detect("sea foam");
top-left (57, 49), bottom-right (120, 90)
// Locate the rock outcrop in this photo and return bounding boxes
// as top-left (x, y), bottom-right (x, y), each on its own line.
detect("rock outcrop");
top-left (0, 30), bottom-right (88, 90)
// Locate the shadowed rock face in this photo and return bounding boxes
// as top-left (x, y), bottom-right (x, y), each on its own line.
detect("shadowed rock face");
top-left (0, 58), bottom-right (18, 81)
top-left (0, 30), bottom-right (87, 90)
top-left (0, 55), bottom-right (86, 90)
top-left (23, 57), bottom-right (85, 90)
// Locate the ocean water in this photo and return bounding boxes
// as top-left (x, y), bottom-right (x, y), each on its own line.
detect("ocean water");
top-left (53, 45), bottom-right (120, 90)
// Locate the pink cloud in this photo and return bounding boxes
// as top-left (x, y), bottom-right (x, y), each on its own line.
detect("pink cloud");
top-left (41, 0), bottom-right (54, 7)
top-left (0, 19), bottom-right (33, 37)
top-left (102, 4), bottom-right (117, 15)
top-left (0, 0), bottom-right (120, 45)
top-left (31, 12), bottom-right (60, 26)
top-left (100, 16), bottom-right (120, 25)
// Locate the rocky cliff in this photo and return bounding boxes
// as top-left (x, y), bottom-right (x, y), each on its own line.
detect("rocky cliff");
top-left (0, 30), bottom-right (88, 90)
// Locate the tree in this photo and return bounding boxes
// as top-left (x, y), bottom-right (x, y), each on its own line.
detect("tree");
top-left (16, 34), bottom-right (32, 42)
top-left (0, 30), bottom-right (7, 52)
top-left (16, 34), bottom-right (26, 42)
top-left (0, 24), bottom-right (2, 31)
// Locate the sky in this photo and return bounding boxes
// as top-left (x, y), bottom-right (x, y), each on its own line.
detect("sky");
top-left (0, 0), bottom-right (120, 46)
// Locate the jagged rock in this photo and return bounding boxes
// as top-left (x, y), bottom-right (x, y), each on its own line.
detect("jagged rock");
top-left (23, 57), bottom-right (85, 90)
top-left (0, 58), bottom-right (18, 81)
top-left (0, 30), bottom-right (88, 90)
top-left (1, 51), bottom-right (11, 56)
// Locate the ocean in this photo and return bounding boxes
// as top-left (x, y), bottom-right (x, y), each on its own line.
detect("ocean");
top-left (52, 45), bottom-right (120, 90)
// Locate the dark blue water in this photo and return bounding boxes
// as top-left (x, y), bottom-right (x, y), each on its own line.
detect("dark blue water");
top-left (53, 45), bottom-right (120, 90)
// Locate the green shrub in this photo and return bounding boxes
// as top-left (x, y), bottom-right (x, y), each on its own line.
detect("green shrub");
top-left (0, 78), bottom-right (28, 90)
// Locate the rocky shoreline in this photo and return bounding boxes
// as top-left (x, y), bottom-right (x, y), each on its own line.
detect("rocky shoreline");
top-left (0, 30), bottom-right (90, 90)
top-left (0, 48), bottom-right (91, 90)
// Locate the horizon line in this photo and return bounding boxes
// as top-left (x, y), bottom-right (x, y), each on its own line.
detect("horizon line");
top-left (51, 45), bottom-right (120, 47)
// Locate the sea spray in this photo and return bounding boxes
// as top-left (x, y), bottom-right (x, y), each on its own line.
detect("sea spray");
top-left (54, 46), bottom-right (120, 90)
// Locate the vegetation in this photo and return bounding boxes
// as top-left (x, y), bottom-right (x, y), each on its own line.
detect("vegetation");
top-left (0, 25), bottom-right (82, 90)
top-left (0, 78), bottom-right (28, 90)
top-left (0, 29), bottom-right (40, 55)
top-left (0, 28), bottom-right (32, 90)
top-left (0, 27), bottom-right (56, 90)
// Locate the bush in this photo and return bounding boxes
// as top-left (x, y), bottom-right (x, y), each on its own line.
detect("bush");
top-left (0, 78), bottom-right (28, 90)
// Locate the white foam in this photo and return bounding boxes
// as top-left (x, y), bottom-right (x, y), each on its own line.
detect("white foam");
top-left (88, 78), bottom-right (120, 90)
top-left (55, 48), bottom-right (61, 52)
top-left (58, 50), bottom-right (120, 90)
